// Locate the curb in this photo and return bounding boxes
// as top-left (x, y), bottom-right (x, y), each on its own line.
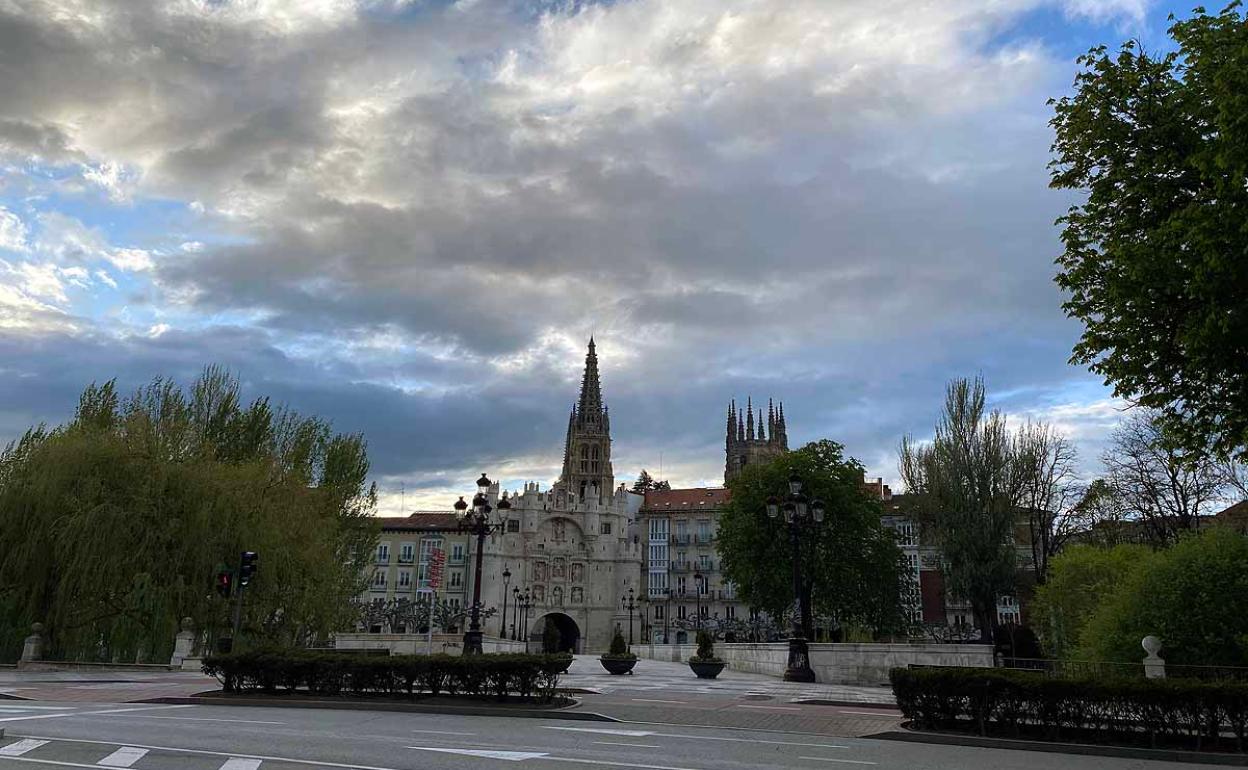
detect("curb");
top-left (870, 729), bottom-right (1248, 766)
top-left (789, 699), bottom-right (899, 710)
top-left (137, 695), bottom-right (619, 722)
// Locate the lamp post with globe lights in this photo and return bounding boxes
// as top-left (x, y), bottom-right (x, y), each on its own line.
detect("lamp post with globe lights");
top-left (765, 471), bottom-right (826, 683)
top-left (454, 473), bottom-right (509, 655)
top-left (500, 566), bottom-right (512, 642)
top-left (621, 587), bottom-right (637, 646)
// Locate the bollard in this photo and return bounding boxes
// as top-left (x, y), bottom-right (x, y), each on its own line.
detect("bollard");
top-left (20, 622), bottom-right (44, 665)
top-left (1142, 635), bottom-right (1166, 679)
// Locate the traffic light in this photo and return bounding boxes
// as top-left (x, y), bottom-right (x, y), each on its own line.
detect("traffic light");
top-left (239, 551), bottom-right (258, 587)
top-left (215, 570), bottom-right (233, 599)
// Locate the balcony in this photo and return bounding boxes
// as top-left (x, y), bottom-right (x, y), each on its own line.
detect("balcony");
top-left (671, 534), bottom-right (691, 545)
top-left (695, 534), bottom-right (715, 545)
top-left (398, 554), bottom-right (414, 564)
top-left (670, 561), bottom-right (691, 573)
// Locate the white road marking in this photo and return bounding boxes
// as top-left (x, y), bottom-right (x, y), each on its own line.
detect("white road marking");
top-left (0, 705), bottom-right (193, 724)
top-left (836, 711), bottom-right (899, 718)
top-left (0, 706), bottom-right (76, 711)
top-left (543, 727), bottom-right (656, 737)
top-left (18, 735), bottom-right (419, 770)
top-left (798, 758), bottom-right (877, 766)
top-left (735, 704), bottom-right (801, 711)
top-left (408, 748), bottom-right (547, 761)
top-left (96, 747), bottom-right (148, 767)
top-left (409, 729), bottom-right (477, 736)
top-left (629, 699), bottom-right (686, 705)
top-left (219, 760), bottom-right (263, 770)
top-left (591, 742), bottom-right (662, 749)
top-left (1, 740), bottom-right (50, 756)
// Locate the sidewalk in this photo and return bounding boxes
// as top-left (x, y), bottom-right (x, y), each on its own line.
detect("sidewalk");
top-left (0, 668), bottom-right (218, 703)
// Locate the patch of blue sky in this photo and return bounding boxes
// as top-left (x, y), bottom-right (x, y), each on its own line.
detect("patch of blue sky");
top-left (983, 2), bottom-right (1190, 68)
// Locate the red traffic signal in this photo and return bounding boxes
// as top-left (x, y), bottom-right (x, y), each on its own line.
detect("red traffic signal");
top-left (215, 570), bottom-right (233, 598)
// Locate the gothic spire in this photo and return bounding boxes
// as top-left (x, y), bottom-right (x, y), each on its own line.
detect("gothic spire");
top-left (577, 337), bottom-right (603, 416)
top-left (746, 396), bottom-right (755, 440)
top-left (726, 400), bottom-right (736, 448)
top-left (757, 406), bottom-right (765, 441)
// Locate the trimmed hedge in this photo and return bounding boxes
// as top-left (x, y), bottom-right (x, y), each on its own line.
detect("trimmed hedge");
top-left (891, 667), bottom-right (1248, 753)
top-left (203, 650), bottom-right (573, 702)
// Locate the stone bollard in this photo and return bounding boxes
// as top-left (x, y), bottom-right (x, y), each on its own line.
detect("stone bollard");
top-left (1142, 635), bottom-right (1166, 679)
top-left (170, 617), bottom-right (195, 668)
top-left (20, 623), bottom-right (44, 665)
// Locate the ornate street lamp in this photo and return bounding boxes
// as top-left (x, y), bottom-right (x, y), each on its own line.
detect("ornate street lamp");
top-left (622, 587), bottom-right (636, 646)
top-left (765, 472), bottom-right (827, 682)
top-left (511, 586), bottom-right (521, 641)
top-left (519, 590), bottom-right (533, 653)
top-left (455, 473), bottom-right (509, 655)
top-left (693, 570), bottom-right (703, 628)
top-left (500, 566), bottom-right (512, 642)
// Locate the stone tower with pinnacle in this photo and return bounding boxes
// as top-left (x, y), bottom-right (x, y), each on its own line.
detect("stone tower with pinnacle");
top-left (724, 397), bottom-right (789, 484)
top-left (559, 338), bottom-right (614, 504)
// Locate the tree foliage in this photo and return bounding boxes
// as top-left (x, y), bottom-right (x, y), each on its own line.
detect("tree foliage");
top-left (899, 377), bottom-right (1030, 640)
top-left (1049, 5), bottom-right (1248, 462)
top-left (1015, 419), bottom-right (1082, 584)
top-left (0, 368), bottom-right (378, 663)
top-left (631, 470), bottom-right (670, 493)
top-left (1077, 527), bottom-right (1248, 667)
top-left (718, 440), bottom-right (910, 638)
top-left (1030, 542), bottom-right (1154, 659)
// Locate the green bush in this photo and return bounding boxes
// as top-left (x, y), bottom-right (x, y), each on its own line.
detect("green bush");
top-left (601, 627), bottom-right (635, 660)
top-left (691, 630), bottom-right (720, 662)
top-left (891, 667), bottom-right (1248, 752)
top-left (202, 650), bottom-right (566, 702)
top-left (1079, 529), bottom-right (1248, 667)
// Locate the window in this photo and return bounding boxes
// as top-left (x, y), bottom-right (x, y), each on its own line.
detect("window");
top-left (449, 571), bottom-right (463, 588)
top-left (451, 543), bottom-right (465, 562)
top-left (654, 605), bottom-right (664, 620)
top-left (399, 543), bottom-right (414, 563)
top-left (600, 522), bottom-right (612, 535)
top-left (676, 576), bottom-right (687, 594)
top-left (677, 605), bottom-right (687, 620)
top-left (647, 571), bottom-right (667, 595)
top-left (894, 520), bottom-right (918, 547)
top-left (376, 543), bottom-right (389, 564)
top-left (697, 520), bottom-right (712, 542)
top-left (699, 554), bottom-right (712, 571)
top-left (372, 570), bottom-right (387, 588)
top-left (507, 519), bottom-right (520, 533)
top-left (725, 605), bottom-right (736, 619)
top-left (398, 570), bottom-right (411, 588)
top-left (648, 518), bottom-right (668, 541)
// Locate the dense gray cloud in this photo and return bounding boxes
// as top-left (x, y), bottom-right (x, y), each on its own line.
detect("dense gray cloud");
top-left (0, 0), bottom-right (1150, 507)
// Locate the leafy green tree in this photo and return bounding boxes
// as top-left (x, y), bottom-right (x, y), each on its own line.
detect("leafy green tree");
top-left (718, 440), bottom-right (910, 639)
top-left (631, 470), bottom-right (670, 493)
top-left (0, 369), bottom-right (378, 663)
top-left (899, 377), bottom-right (1027, 641)
top-left (1078, 528), bottom-right (1248, 666)
top-left (1030, 543), bottom-right (1154, 659)
top-left (1049, 5), bottom-right (1248, 462)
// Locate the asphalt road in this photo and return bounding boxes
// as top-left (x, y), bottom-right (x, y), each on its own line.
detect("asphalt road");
top-left (0, 700), bottom-right (1219, 770)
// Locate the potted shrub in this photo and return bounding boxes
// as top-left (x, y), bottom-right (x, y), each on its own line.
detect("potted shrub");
top-left (599, 627), bottom-right (637, 675)
top-left (688, 630), bottom-right (725, 679)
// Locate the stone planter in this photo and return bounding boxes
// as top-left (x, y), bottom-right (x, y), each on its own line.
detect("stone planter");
top-left (600, 656), bottom-right (637, 675)
top-left (689, 659), bottom-right (725, 679)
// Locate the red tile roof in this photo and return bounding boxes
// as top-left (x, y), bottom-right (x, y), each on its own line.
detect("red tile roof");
top-left (642, 487), bottom-right (731, 510)
top-left (375, 511), bottom-right (462, 531)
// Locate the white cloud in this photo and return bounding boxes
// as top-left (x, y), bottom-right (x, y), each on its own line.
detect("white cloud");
top-left (1062, 0), bottom-right (1152, 25)
top-left (0, 206), bottom-right (29, 252)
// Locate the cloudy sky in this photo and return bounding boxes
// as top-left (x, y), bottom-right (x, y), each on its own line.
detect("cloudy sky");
top-left (0, 0), bottom-right (1189, 511)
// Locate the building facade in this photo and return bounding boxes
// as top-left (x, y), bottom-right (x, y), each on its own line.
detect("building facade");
top-left (359, 513), bottom-right (470, 631)
top-left (472, 339), bottom-right (644, 653)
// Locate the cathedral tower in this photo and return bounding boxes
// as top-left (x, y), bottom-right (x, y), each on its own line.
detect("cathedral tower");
top-left (724, 397), bottom-right (789, 484)
top-left (559, 338), bottom-right (614, 504)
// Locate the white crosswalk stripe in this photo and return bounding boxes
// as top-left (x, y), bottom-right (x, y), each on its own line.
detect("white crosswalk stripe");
top-left (0, 739), bottom-right (50, 756)
top-left (219, 758), bottom-right (262, 770)
top-left (97, 747), bottom-right (149, 767)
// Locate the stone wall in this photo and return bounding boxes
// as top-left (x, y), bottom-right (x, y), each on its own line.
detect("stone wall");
top-left (631, 641), bottom-right (994, 685)
top-left (332, 633), bottom-right (528, 656)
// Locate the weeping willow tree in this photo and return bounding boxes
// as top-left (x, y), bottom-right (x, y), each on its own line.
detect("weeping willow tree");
top-left (0, 368), bottom-right (378, 663)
